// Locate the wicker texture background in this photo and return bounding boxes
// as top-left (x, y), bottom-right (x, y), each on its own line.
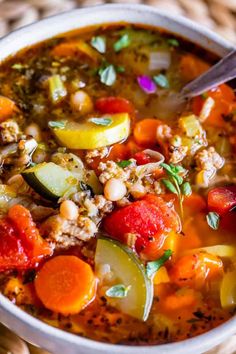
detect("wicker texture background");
top-left (0, 0), bottom-right (235, 42)
top-left (0, 0), bottom-right (236, 353)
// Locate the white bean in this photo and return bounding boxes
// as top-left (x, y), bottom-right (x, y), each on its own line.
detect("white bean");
top-left (60, 200), bottom-right (79, 220)
top-left (104, 178), bottom-right (127, 201)
top-left (24, 123), bottom-right (42, 142)
top-left (70, 90), bottom-right (93, 115)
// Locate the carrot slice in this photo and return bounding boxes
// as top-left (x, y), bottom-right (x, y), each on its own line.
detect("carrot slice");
top-left (180, 54), bottom-right (209, 81)
top-left (0, 96), bottom-right (16, 121)
top-left (35, 255), bottom-right (96, 315)
top-left (51, 40), bottom-right (99, 63)
top-left (133, 118), bottom-right (161, 146)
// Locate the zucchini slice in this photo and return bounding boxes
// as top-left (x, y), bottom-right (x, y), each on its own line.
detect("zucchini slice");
top-left (22, 162), bottom-right (77, 201)
top-left (95, 237), bottom-right (153, 321)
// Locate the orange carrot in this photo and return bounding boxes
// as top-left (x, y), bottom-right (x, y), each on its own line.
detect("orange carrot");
top-left (0, 96), bottom-right (16, 121)
top-left (133, 118), bottom-right (161, 146)
top-left (163, 288), bottom-right (198, 311)
top-left (180, 54), bottom-right (209, 81)
top-left (35, 255), bottom-right (96, 315)
top-left (169, 252), bottom-right (223, 288)
top-left (108, 143), bottom-right (129, 161)
top-left (184, 193), bottom-right (207, 214)
top-left (51, 40), bottom-right (99, 63)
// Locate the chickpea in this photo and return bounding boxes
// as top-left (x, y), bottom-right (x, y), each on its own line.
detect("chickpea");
top-left (24, 123), bottom-right (42, 142)
top-left (104, 178), bottom-right (127, 201)
top-left (70, 90), bottom-right (93, 115)
top-left (60, 200), bottom-right (79, 220)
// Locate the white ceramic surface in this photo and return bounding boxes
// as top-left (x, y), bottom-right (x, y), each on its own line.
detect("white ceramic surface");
top-left (0, 4), bottom-right (235, 354)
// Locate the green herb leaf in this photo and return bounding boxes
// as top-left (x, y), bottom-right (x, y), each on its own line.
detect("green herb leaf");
top-left (89, 117), bottom-right (112, 126)
top-left (117, 160), bottom-right (132, 168)
top-left (153, 74), bottom-right (169, 88)
top-left (182, 182), bottom-right (192, 196)
top-left (160, 162), bottom-right (183, 185)
top-left (146, 250), bottom-right (173, 278)
top-left (170, 164), bottom-right (185, 174)
top-left (99, 65), bottom-right (116, 86)
top-left (167, 38), bottom-right (179, 47)
top-left (161, 179), bottom-right (178, 194)
top-left (206, 212), bottom-right (220, 230)
top-left (48, 121), bottom-right (66, 129)
top-left (114, 34), bottom-right (131, 52)
top-left (116, 65), bottom-right (125, 73)
top-left (106, 284), bottom-right (131, 298)
top-left (90, 36), bottom-right (106, 53)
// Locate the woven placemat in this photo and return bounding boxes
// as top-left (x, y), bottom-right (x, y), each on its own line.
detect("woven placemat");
top-left (0, 0), bottom-right (235, 42)
top-left (0, 0), bottom-right (236, 353)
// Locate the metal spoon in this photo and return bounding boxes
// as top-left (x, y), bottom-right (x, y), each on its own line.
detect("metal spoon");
top-left (180, 48), bottom-right (236, 99)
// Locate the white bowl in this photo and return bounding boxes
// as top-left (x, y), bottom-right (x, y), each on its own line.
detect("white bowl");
top-left (0, 4), bottom-right (235, 354)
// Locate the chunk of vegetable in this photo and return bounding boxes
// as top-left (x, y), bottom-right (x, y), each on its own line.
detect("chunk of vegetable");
top-left (179, 115), bottom-right (202, 138)
top-left (169, 252), bottom-right (223, 288)
top-left (48, 75), bottom-right (67, 104)
top-left (22, 162), bottom-right (77, 201)
top-left (208, 186), bottom-right (236, 215)
top-left (220, 270), bottom-right (236, 308)
top-left (51, 40), bottom-right (99, 62)
top-left (0, 218), bottom-right (29, 271)
top-left (103, 194), bottom-right (180, 259)
top-left (95, 97), bottom-right (134, 115)
top-left (184, 245), bottom-right (235, 258)
top-left (95, 237), bottom-right (153, 320)
top-left (51, 113), bottom-right (130, 149)
top-left (0, 96), bottom-right (17, 121)
top-left (134, 118), bottom-right (161, 146)
top-left (8, 204), bottom-right (52, 265)
top-left (35, 255), bottom-right (96, 315)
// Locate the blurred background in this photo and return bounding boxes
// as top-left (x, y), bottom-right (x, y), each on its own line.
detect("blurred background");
top-left (0, 0), bottom-right (236, 43)
top-left (0, 0), bottom-right (236, 353)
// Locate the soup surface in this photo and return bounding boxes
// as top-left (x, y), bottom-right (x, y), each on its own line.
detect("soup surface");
top-left (0, 23), bottom-right (235, 345)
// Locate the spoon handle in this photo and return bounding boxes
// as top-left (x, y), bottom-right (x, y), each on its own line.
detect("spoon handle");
top-left (180, 49), bottom-right (236, 98)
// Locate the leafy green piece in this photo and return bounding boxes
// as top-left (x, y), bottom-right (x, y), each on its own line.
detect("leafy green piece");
top-left (89, 117), bottom-right (112, 126)
top-left (167, 38), bottom-right (179, 47)
top-left (90, 36), bottom-right (106, 53)
top-left (161, 179), bottom-right (178, 194)
top-left (182, 182), bottom-right (192, 196)
top-left (106, 284), bottom-right (131, 298)
top-left (146, 250), bottom-right (173, 278)
top-left (116, 65), bottom-right (125, 73)
top-left (160, 163), bottom-right (183, 185)
top-left (153, 74), bottom-right (169, 88)
top-left (206, 212), bottom-right (220, 230)
top-left (99, 65), bottom-right (116, 86)
top-left (117, 160), bottom-right (132, 168)
top-left (48, 121), bottom-right (66, 129)
top-left (114, 34), bottom-right (131, 52)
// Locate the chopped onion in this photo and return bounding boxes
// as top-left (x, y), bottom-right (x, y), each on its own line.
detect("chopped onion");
top-left (199, 97), bottom-right (215, 123)
top-left (137, 75), bottom-right (156, 94)
top-left (149, 51), bottom-right (171, 71)
top-left (136, 150), bottom-right (164, 177)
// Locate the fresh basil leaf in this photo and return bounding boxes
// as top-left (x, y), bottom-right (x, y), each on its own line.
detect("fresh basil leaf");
top-left (106, 284), bottom-right (131, 298)
top-left (167, 38), bottom-right (179, 47)
top-left (90, 36), bottom-right (106, 54)
top-left (48, 121), bottom-right (66, 129)
top-left (206, 212), bottom-right (220, 230)
top-left (146, 250), bottom-right (173, 278)
top-left (117, 160), bottom-right (132, 168)
top-left (170, 164), bottom-right (185, 174)
top-left (99, 65), bottom-right (116, 86)
top-left (114, 34), bottom-right (131, 52)
top-left (153, 74), bottom-right (169, 88)
top-left (89, 117), bottom-right (112, 126)
top-left (161, 179), bottom-right (178, 194)
top-left (182, 182), bottom-right (192, 196)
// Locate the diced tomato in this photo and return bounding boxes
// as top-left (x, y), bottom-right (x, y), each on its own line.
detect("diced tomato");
top-left (0, 218), bottom-right (29, 271)
top-left (95, 97), bottom-right (134, 115)
top-left (103, 194), bottom-right (180, 259)
top-left (8, 205), bottom-right (53, 266)
top-left (192, 84), bottom-right (235, 128)
top-left (133, 151), bottom-right (152, 165)
top-left (207, 186), bottom-right (236, 215)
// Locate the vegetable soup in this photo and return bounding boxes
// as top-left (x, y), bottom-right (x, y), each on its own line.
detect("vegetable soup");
top-left (0, 23), bottom-right (235, 345)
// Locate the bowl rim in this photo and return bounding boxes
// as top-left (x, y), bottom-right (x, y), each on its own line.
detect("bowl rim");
top-left (0, 3), bottom-right (236, 353)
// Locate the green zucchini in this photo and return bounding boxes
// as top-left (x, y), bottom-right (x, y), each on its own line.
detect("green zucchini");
top-left (95, 237), bottom-right (153, 321)
top-left (22, 162), bottom-right (77, 201)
